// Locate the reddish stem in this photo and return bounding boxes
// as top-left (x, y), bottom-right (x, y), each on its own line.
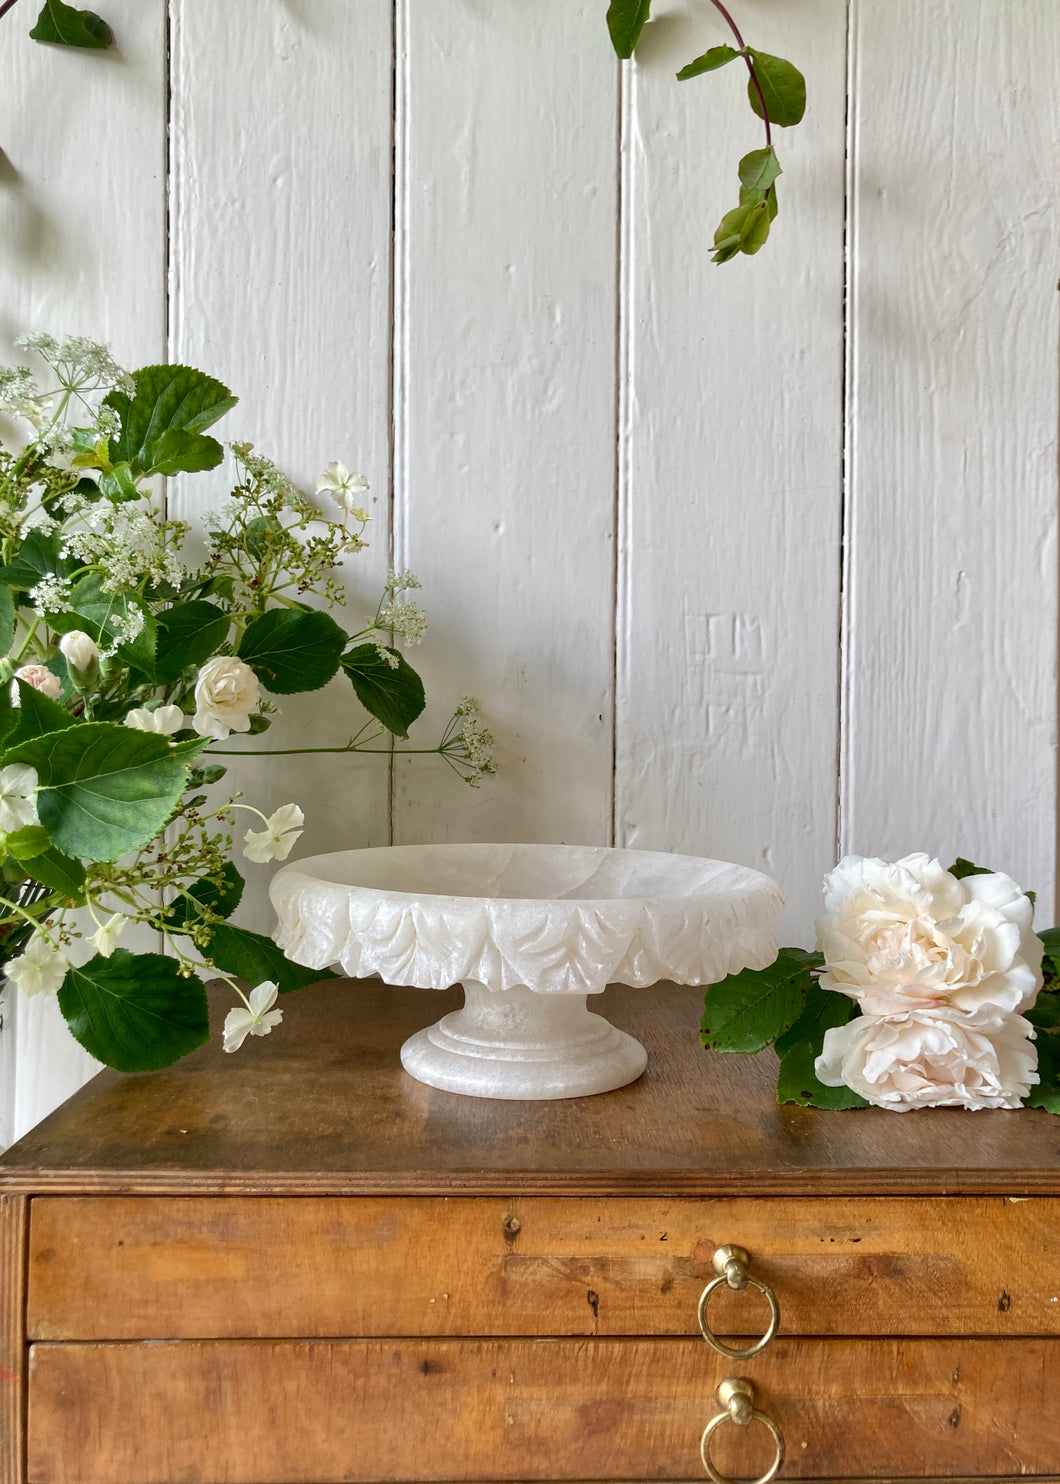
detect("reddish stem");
top-left (0, 0), bottom-right (21, 21)
top-left (705, 0), bottom-right (772, 147)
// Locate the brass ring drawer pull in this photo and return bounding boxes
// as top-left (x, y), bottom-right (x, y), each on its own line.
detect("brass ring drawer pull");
top-left (697, 1244), bottom-right (780, 1359)
top-left (700, 1378), bottom-right (785, 1484)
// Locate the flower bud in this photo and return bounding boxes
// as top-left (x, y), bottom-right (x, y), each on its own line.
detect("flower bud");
top-left (58, 630), bottom-right (100, 690)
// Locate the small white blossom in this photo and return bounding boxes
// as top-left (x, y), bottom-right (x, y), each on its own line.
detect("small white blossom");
top-left (374, 643), bottom-right (401, 670)
top-left (316, 460), bottom-right (370, 514)
top-left (377, 599), bottom-right (427, 645)
top-left (6, 934), bottom-right (68, 998)
top-left (89, 913), bottom-right (127, 959)
top-left (28, 574), bottom-right (73, 615)
top-left (125, 705), bottom-right (185, 735)
top-left (223, 981), bottom-right (283, 1053)
top-left (243, 804), bottom-right (305, 864)
top-left (0, 763), bottom-right (39, 832)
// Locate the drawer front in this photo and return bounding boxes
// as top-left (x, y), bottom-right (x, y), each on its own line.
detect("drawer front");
top-left (28, 1337), bottom-right (1060, 1481)
top-left (28, 1194), bottom-right (1060, 1340)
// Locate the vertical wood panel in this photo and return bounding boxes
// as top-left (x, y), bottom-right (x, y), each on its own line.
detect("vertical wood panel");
top-left (391, 0), bottom-right (618, 847)
top-left (168, 0), bottom-right (396, 935)
top-left (0, 1195), bottom-right (28, 1484)
top-left (616, 0), bottom-right (849, 940)
top-left (844, 0), bottom-right (1060, 908)
top-left (0, 0), bottom-right (168, 1146)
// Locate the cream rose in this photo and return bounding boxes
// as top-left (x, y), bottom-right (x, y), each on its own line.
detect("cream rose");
top-left (815, 1005), bottom-right (1038, 1111)
top-left (815, 853), bottom-right (1042, 1015)
top-left (192, 656), bottom-right (260, 741)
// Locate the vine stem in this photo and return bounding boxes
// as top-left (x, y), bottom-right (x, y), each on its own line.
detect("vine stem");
top-left (705, 0), bottom-right (772, 148)
top-left (0, 0), bottom-right (20, 20)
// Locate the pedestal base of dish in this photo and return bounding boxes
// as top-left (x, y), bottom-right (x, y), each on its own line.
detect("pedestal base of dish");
top-left (399, 980), bottom-right (648, 1099)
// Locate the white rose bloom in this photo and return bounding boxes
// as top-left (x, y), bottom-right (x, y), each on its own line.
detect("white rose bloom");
top-left (192, 656), bottom-right (260, 741)
top-left (0, 763), bottom-right (39, 832)
top-left (12, 664), bottom-right (61, 701)
top-left (816, 1005), bottom-right (1038, 1112)
top-left (58, 629), bottom-right (99, 671)
top-left (316, 460), bottom-right (370, 515)
top-left (125, 705), bottom-right (185, 735)
top-left (243, 803), bottom-right (305, 864)
top-left (815, 853), bottom-right (1042, 1016)
top-left (6, 933), bottom-right (69, 997)
top-left (223, 981), bottom-right (283, 1053)
top-left (88, 913), bottom-right (127, 959)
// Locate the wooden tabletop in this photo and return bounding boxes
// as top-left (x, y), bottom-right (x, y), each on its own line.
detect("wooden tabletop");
top-left (3, 979), bottom-right (1060, 1196)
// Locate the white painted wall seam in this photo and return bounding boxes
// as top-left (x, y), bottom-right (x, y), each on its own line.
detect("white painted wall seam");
top-left (612, 57), bottom-right (634, 851)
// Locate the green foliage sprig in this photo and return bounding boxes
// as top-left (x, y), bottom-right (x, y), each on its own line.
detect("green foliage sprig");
top-left (606, 0), bottom-right (806, 262)
top-left (0, 0), bottom-right (112, 49)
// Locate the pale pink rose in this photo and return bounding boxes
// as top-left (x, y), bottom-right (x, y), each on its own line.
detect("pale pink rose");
top-left (815, 1005), bottom-right (1038, 1112)
top-left (815, 853), bottom-right (1042, 1016)
top-left (13, 664), bottom-right (61, 701)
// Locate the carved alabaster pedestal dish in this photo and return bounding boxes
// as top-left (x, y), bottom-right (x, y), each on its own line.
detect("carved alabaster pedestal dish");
top-left (270, 843), bottom-right (783, 1100)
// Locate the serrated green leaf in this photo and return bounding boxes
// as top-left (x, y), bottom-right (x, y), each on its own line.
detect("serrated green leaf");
top-left (740, 201), bottom-right (772, 254)
top-left (700, 946), bottom-right (818, 1054)
top-left (167, 861), bottom-right (245, 929)
top-left (5, 679), bottom-right (76, 748)
top-left (738, 146), bottom-right (781, 192)
top-left (104, 364), bottom-right (237, 481)
top-left (776, 1040), bottom-right (869, 1109)
top-left (155, 601), bottom-right (229, 684)
top-left (3, 825), bottom-right (50, 860)
top-left (773, 979), bottom-right (848, 1057)
top-left (340, 643), bottom-right (426, 739)
top-left (746, 49), bottom-right (806, 128)
top-left (0, 585), bottom-right (15, 656)
top-left (676, 43), bottom-right (739, 81)
top-left (59, 949), bottom-right (209, 1072)
top-left (142, 428), bottom-right (224, 477)
top-left (30, 0), bottom-right (112, 48)
top-left (1026, 1029), bottom-right (1060, 1114)
top-left (204, 922), bottom-right (336, 994)
top-left (23, 846), bottom-right (86, 898)
top-left (6, 722), bottom-right (194, 863)
top-left (606, 0), bottom-right (650, 58)
top-left (0, 529), bottom-right (73, 594)
top-left (48, 573), bottom-right (157, 676)
top-left (237, 609), bottom-right (346, 695)
top-left (97, 462), bottom-right (139, 502)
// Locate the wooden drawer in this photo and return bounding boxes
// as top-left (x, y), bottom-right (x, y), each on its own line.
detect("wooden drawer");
top-left (28, 1336), bottom-right (1060, 1481)
top-left (28, 1194), bottom-right (1060, 1340)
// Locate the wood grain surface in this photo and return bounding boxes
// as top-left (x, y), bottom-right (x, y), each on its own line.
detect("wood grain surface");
top-left (26, 1193), bottom-right (1060, 1341)
top-left (27, 1336), bottom-right (1060, 1481)
top-left (0, 1196), bottom-right (27, 1484)
top-left (4, 981), bottom-right (1060, 1197)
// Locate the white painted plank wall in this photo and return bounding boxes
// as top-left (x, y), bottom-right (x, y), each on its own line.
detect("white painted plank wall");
top-left (1, 0), bottom-right (1058, 1144)
top-left (0, 0), bottom-right (168, 1149)
top-left (843, 0), bottom-right (1060, 911)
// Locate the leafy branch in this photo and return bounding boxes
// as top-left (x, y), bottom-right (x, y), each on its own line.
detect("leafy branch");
top-left (606, 0), bottom-right (806, 262)
top-left (1, 0), bottom-right (112, 48)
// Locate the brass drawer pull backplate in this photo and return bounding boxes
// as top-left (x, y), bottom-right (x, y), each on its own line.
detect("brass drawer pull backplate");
top-left (701, 1377), bottom-right (785, 1484)
top-left (698, 1244), bottom-right (780, 1359)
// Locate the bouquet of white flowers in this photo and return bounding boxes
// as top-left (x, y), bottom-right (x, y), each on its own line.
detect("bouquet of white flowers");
top-left (0, 333), bottom-right (493, 1072)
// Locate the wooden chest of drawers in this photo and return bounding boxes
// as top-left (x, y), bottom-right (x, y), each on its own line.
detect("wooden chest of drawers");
top-left (3, 979), bottom-right (1060, 1482)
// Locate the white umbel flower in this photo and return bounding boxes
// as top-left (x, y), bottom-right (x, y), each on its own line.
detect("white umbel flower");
top-left (6, 933), bottom-right (68, 997)
top-left (243, 804), bottom-right (305, 864)
top-left (0, 763), bottom-right (40, 833)
top-left (223, 981), bottom-right (283, 1053)
top-left (125, 705), bottom-right (185, 735)
top-left (316, 460), bottom-right (370, 515)
top-left (88, 913), bottom-right (128, 959)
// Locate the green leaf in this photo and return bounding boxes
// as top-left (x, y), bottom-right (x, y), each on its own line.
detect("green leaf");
top-left (0, 529), bottom-right (72, 594)
top-left (167, 862), bottom-right (245, 929)
top-left (773, 978), bottom-right (847, 1057)
top-left (741, 181), bottom-right (779, 221)
top-left (700, 946), bottom-right (818, 1054)
top-left (713, 204), bottom-right (752, 248)
top-left (0, 585), bottom-right (14, 656)
top-left (5, 679), bottom-right (76, 748)
top-left (738, 146), bottom-right (781, 192)
top-left (1026, 1029), bottom-right (1060, 1114)
top-left (1028, 994), bottom-right (1060, 1031)
top-left (155, 601), bottom-right (229, 684)
top-left (22, 846), bottom-right (86, 898)
top-left (58, 949), bottom-right (209, 1072)
top-left (3, 825), bottom-right (50, 860)
top-left (676, 43), bottom-right (739, 81)
top-left (746, 49), bottom-right (806, 128)
top-left (340, 644), bottom-right (426, 739)
top-left (6, 722), bottom-right (195, 863)
top-left (30, 0), bottom-right (112, 47)
top-left (740, 201), bottom-right (772, 254)
top-left (606, 0), bottom-right (650, 59)
top-left (48, 573), bottom-right (157, 676)
top-left (949, 857), bottom-right (995, 880)
top-left (104, 364), bottom-right (237, 480)
top-left (776, 1039), bottom-right (869, 1109)
top-left (237, 609), bottom-right (347, 695)
top-left (97, 462), bottom-right (139, 503)
top-left (204, 922), bottom-right (336, 994)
